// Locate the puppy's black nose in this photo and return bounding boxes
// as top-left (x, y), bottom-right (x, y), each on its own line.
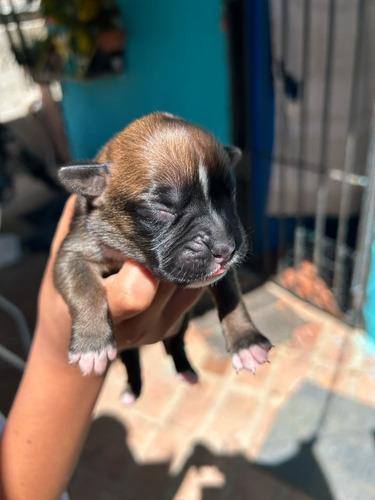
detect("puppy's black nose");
top-left (212, 243), bottom-right (235, 263)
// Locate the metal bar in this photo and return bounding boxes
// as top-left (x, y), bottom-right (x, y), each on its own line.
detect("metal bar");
top-left (0, 10), bottom-right (18, 51)
top-left (0, 295), bottom-right (31, 356)
top-left (261, 107), bottom-right (271, 272)
top-left (313, 0), bottom-right (336, 276)
top-left (262, 151), bottom-right (272, 273)
top-left (247, 0), bottom-right (269, 269)
top-left (350, 100), bottom-right (375, 326)
top-left (246, 150), bottom-right (355, 177)
top-left (5, 0), bottom-right (31, 66)
top-left (0, 344), bottom-right (26, 372)
top-left (246, 0), bottom-right (274, 269)
top-left (329, 169), bottom-right (367, 187)
top-left (276, 0), bottom-right (289, 274)
top-left (293, 0), bottom-right (311, 271)
top-left (332, 0), bottom-right (366, 308)
top-left (260, 0), bottom-right (271, 272)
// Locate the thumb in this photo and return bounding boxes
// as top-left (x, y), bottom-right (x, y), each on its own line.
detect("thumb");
top-left (103, 260), bottom-right (160, 321)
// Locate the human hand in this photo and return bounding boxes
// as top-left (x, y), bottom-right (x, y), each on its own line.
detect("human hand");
top-left (1, 194), bottom-right (203, 500)
top-left (36, 195), bottom-right (203, 367)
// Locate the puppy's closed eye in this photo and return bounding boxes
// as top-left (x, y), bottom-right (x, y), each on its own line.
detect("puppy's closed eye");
top-left (136, 202), bottom-right (176, 225)
top-left (155, 204), bottom-right (176, 221)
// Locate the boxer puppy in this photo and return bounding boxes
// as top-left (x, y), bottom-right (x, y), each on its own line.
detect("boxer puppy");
top-left (54, 112), bottom-right (272, 392)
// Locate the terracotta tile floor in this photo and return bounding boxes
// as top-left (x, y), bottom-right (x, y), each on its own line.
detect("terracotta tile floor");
top-left (69, 282), bottom-right (375, 500)
top-left (2, 173), bottom-right (374, 499)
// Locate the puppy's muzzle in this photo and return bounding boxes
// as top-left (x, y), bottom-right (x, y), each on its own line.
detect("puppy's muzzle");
top-left (212, 242), bottom-right (235, 264)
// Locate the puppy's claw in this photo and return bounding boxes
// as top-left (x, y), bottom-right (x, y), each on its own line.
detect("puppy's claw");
top-left (232, 353), bottom-right (243, 373)
top-left (68, 352), bottom-right (80, 364)
top-left (231, 342), bottom-right (272, 374)
top-left (68, 346), bottom-right (117, 375)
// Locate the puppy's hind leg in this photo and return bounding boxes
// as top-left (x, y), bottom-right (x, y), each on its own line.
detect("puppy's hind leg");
top-left (119, 348), bottom-right (142, 405)
top-left (164, 313), bottom-right (199, 385)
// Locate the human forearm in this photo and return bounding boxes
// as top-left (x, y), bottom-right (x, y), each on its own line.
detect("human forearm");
top-left (0, 325), bottom-right (104, 500)
top-left (0, 195), bottom-right (201, 500)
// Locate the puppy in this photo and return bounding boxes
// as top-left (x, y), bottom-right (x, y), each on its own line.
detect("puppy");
top-left (54, 112), bottom-right (272, 394)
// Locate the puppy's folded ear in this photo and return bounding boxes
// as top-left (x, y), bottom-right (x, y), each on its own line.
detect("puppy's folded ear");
top-left (58, 162), bottom-right (110, 197)
top-left (225, 146), bottom-right (242, 167)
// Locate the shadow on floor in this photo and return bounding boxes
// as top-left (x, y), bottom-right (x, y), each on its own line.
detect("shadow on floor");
top-left (69, 415), bottom-right (326, 500)
top-left (261, 437), bottom-right (333, 500)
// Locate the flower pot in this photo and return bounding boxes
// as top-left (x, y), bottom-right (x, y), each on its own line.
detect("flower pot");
top-left (97, 29), bottom-right (126, 53)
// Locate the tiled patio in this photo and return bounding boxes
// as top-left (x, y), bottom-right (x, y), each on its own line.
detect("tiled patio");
top-left (69, 282), bottom-right (375, 500)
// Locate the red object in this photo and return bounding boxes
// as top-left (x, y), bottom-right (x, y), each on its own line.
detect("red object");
top-left (97, 29), bottom-right (127, 53)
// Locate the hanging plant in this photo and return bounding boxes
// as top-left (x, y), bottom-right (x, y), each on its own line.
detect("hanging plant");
top-left (24, 0), bottom-right (127, 81)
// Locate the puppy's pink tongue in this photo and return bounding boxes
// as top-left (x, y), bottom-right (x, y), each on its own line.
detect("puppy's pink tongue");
top-left (212, 266), bottom-right (226, 277)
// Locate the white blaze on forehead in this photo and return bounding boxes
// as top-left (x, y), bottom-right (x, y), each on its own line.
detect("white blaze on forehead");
top-left (198, 160), bottom-right (209, 201)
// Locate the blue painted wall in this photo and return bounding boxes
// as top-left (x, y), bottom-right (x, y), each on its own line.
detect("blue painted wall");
top-left (61, 0), bottom-right (230, 160)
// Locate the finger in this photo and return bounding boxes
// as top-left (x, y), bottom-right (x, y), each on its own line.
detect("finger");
top-left (123, 287), bottom-right (203, 347)
top-left (163, 287), bottom-right (203, 326)
top-left (104, 260), bottom-right (160, 321)
top-left (104, 260), bottom-right (181, 322)
top-left (144, 280), bottom-right (180, 314)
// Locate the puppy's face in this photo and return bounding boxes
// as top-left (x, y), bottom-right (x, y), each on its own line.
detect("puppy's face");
top-left (126, 165), bottom-right (247, 287)
top-left (59, 113), bottom-right (248, 287)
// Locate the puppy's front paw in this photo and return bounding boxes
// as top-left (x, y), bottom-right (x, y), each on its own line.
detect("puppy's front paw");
top-left (69, 344), bottom-right (117, 375)
top-left (230, 333), bottom-right (272, 374)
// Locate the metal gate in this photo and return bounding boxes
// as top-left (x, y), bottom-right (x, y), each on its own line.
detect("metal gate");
top-left (242, 0), bottom-right (375, 326)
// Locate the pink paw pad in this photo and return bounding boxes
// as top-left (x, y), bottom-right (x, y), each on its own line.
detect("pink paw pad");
top-left (120, 391), bottom-right (137, 405)
top-left (177, 370), bottom-right (199, 385)
top-left (232, 342), bottom-right (272, 374)
top-left (69, 346), bottom-right (117, 375)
